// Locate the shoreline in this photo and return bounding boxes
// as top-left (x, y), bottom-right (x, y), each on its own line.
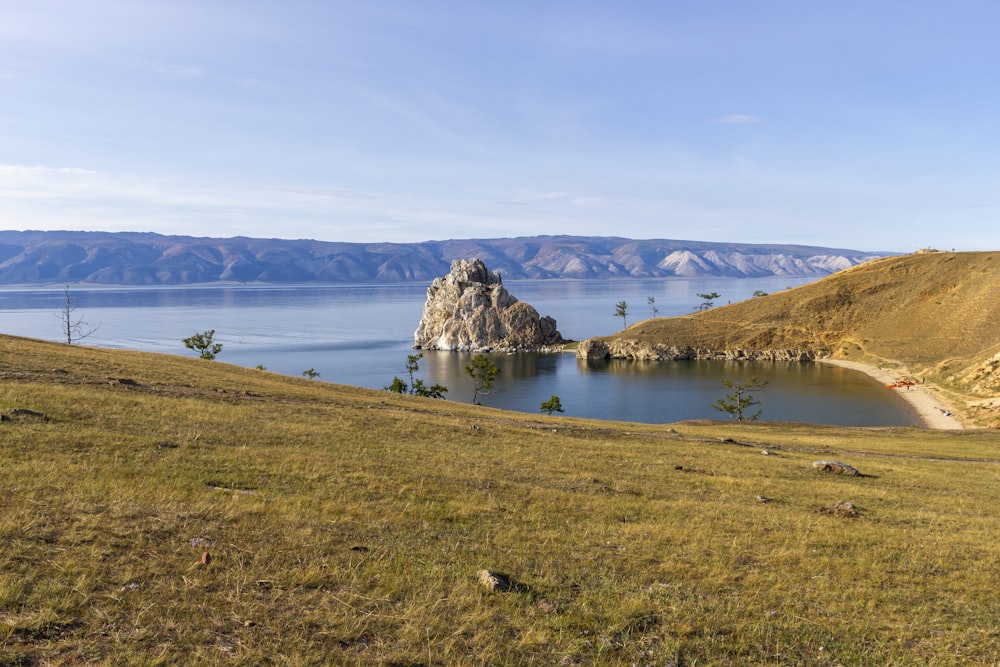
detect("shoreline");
top-left (819, 359), bottom-right (963, 430)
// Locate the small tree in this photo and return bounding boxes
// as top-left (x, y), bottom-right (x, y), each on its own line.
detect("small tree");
top-left (752, 290), bottom-right (769, 298)
top-left (412, 379), bottom-right (448, 399)
top-left (465, 353), bottom-right (499, 405)
top-left (385, 377), bottom-right (409, 394)
top-left (647, 296), bottom-right (659, 317)
top-left (696, 292), bottom-right (721, 311)
top-left (540, 395), bottom-right (564, 415)
top-left (57, 285), bottom-right (99, 344)
top-left (614, 301), bottom-right (629, 329)
top-left (405, 353), bottom-right (422, 388)
top-left (385, 353), bottom-right (447, 399)
top-left (183, 329), bottom-right (222, 359)
top-left (302, 368), bottom-right (320, 379)
top-left (712, 377), bottom-right (768, 421)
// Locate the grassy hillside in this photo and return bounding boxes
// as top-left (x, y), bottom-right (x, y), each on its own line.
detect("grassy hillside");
top-left (594, 251), bottom-right (1000, 426)
top-left (3, 335), bottom-right (1000, 664)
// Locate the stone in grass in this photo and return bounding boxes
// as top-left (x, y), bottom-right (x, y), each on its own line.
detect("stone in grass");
top-left (1, 409), bottom-right (47, 421)
top-left (536, 598), bottom-right (560, 614)
top-left (812, 460), bottom-right (860, 476)
top-left (477, 569), bottom-right (510, 591)
top-left (823, 500), bottom-right (860, 518)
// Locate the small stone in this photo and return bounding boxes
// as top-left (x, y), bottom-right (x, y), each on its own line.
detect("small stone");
top-left (477, 569), bottom-right (511, 592)
top-left (536, 598), bottom-right (560, 613)
top-left (812, 460), bottom-right (860, 476)
top-left (8, 409), bottom-right (45, 420)
top-left (823, 500), bottom-right (860, 518)
top-left (761, 449), bottom-right (771, 455)
top-left (200, 551), bottom-right (212, 565)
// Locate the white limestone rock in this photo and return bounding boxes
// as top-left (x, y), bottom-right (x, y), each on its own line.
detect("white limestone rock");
top-left (414, 259), bottom-right (564, 352)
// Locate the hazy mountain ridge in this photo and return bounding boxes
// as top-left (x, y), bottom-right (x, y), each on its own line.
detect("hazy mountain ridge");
top-left (0, 230), bottom-right (893, 285)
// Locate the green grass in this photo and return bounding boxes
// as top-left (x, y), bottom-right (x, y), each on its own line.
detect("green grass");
top-left (3, 335), bottom-right (1000, 664)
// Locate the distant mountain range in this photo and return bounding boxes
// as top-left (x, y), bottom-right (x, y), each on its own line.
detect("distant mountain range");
top-left (0, 231), bottom-right (895, 285)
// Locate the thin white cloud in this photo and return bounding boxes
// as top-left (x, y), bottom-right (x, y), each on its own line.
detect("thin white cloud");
top-left (570, 197), bottom-right (608, 207)
top-left (152, 63), bottom-right (208, 79)
top-left (0, 163), bottom-right (395, 225)
top-left (510, 191), bottom-right (570, 204)
top-left (0, 164), bottom-right (98, 177)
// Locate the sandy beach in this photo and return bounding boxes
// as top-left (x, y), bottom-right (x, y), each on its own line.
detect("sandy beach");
top-left (819, 359), bottom-right (963, 430)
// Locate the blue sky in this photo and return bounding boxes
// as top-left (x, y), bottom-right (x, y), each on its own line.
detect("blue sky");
top-left (1, 1), bottom-right (998, 251)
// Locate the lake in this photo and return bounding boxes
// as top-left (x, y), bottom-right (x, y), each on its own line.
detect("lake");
top-left (0, 277), bottom-right (917, 426)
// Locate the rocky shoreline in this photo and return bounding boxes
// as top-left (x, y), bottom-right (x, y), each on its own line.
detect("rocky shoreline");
top-left (575, 338), bottom-right (825, 362)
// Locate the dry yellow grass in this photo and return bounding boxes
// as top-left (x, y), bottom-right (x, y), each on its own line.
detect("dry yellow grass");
top-left (3, 334), bottom-right (1000, 664)
top-left (593, 251), bottom-right (1000, 426)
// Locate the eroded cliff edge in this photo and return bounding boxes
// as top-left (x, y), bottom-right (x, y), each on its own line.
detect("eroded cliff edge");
top-left (576, 338), bottom-right (823, 362)
top-left (414, 259), bottom-right (565, 352)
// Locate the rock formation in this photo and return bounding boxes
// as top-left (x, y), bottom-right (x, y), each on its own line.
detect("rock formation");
top-left (576, 338), bottom-right (822, 362)
top-left (413, 259), bottom-right (564, 352)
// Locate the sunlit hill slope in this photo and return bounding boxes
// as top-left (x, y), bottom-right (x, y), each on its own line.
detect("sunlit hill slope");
top-left (4, 332), bottom-right (1000, 663)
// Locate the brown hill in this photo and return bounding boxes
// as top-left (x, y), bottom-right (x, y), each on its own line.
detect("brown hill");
top-left (582, 251), bottom-right (1000, 426)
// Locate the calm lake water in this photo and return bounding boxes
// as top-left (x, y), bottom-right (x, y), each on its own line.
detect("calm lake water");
top-left (0, 278), bottom-right (917, 426)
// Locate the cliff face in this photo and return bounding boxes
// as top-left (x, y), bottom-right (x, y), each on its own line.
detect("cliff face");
top-left (413, 259), bottom-right (564, 352)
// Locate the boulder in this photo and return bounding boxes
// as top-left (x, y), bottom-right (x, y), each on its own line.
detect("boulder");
top-left (812, 460), bottom-right (860, 476)
top-left (414, 259), bottom-right (564, 352)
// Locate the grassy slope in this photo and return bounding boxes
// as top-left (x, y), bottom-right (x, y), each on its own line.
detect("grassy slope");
top-left (3, 335), bottom-right (1000, 665)
top-left (596, 251), bottom-right (1000, 426)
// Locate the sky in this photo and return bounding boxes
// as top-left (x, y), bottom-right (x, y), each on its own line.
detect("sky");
top-left (1, 1), bottom-right (998, 252)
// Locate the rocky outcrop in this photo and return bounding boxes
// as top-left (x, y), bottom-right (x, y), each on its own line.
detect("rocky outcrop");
top-left (414, 259), bottom-right (564, 352)
top-left (950, 351), bottom-right (1000, 395)
top-left (576, 338), bottom-right (824, 362)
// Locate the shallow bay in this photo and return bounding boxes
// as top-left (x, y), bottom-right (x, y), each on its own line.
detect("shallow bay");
top-left (0, 278), bottom-right (916, 426)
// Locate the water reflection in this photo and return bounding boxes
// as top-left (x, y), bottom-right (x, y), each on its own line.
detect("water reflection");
top-left (411, 352), bottom-right (915, 427)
